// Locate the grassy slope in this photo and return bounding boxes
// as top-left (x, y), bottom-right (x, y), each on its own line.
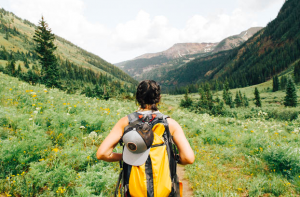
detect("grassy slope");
top-left (158, 0), bottom-right (300, 89)
top-left (163, 75), bottom-right (300, 196)
top-left (0, 72), bottom-right (136, 196)
top-left (1, 70), bottom-right (300, 196)
top-left (0, 11), bottom-right (135, 85)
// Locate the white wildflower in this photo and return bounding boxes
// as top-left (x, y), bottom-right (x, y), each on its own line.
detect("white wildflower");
top-left (33, 111), bottom-right (38, 114)
top-left (89, 131), bottom-right (97, 139)
top-left (80, 126), bottom-right (85, 129)
top-left (29, 118), bottom-right (33, 121)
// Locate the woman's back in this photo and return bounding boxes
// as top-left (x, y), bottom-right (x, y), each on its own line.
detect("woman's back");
top-left (96, 80), bottom-right (194, 196)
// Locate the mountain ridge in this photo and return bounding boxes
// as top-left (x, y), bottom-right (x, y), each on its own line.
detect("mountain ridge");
top-left (0, 8), bottom-right (137, 86)
top-left (158, 0), bottom-right (300, 93)
top-left (134, 42), bottom-right (218, 60)
top-left (115, 27), bottom-right (263, 82)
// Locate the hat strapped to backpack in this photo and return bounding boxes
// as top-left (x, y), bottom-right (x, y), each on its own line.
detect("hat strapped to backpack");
top-left (115, 112), bottom-right (181, 197)
top-left (122, 113), bottom-right (157, 166)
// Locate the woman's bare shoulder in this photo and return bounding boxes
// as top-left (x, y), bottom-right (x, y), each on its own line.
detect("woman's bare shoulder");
top-left (118, 116), bottom-right (129, 127)
top-left (166, 117), bottom-right (182, 135)
top-left (166, 117), bottom-right (177, 125)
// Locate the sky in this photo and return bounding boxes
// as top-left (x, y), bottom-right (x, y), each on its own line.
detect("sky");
top-left (0, 0), bottom-right (284, 63)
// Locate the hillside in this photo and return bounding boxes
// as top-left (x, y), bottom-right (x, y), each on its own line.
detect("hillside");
top-left (1, 68), bottom-right (300, 196)
top-left (134, 42), bottom-right (217, 60)
top-left (158, 0), bottom-right (300, 91)
top-left (214, 27), bottom-right (263, 52)
top-left (116, 27), bottom-right (262, 81)
top-left (0, 8), bottom-right (137, 97)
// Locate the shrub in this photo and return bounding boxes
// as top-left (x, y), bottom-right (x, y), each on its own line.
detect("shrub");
top-left (262, 143), bottom-right (300, 179)
top-left (247, 174), bottom-right (290, 196)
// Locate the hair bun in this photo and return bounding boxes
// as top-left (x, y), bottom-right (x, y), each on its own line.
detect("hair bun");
top-left (136, 80), bottom-right (161, 111)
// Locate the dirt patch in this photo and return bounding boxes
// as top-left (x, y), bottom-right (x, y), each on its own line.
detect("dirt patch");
top-left (177, 165), bottom-right (194, 197)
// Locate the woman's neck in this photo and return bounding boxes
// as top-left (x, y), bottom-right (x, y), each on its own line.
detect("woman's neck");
top-left (139, 107), bottom-right (152, 111)
top-left (139, 104), bottom-right (155, 111)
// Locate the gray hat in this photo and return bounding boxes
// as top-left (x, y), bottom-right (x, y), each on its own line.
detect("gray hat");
top-left (122, 123), bottom-right (154, 166)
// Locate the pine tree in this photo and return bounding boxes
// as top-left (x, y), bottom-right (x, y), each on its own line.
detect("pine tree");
top-left (280, 76), bottom-right (288, 90)
top-left (93, 84), bottom-right (104, 99)
top-left (16, 64), bottom-right (22, 76)
top-left (199, 87), bottom-right (208, 109)
top-left (294, 61), bottom-right (300, 83)
top-left (24, 58), bottom-right (29, 69)
top-left (33, 16), bottom-right (59, 88)
top-left (243, 93), bottom-right (249, 107)
top-left (222, 80), bottom-right (233, 106)
top-left (254, 87), bottom-right (262, 107)
top-left (215, 80), bottom-right (219, 93)
top-left (273, 75), bottom-right (279, 92)
top-left (229, 94), bottom-right (234, 108)
top-left (5, 30), bottom-right (9, 40)
top-left (238, 91), bottom-right (244, 106)
top-left (6, 59), bottom-right (16, 76)
top-left (180, 88), bottom-right (193, 108)
top-left (234, 91), bottom-right (242, 107)
top-left (222, 81), bottom-right (229, 102)
top-left (204, 83), bottom-right (213, 109)
top-left (284, 79), bottom-right (297, 107)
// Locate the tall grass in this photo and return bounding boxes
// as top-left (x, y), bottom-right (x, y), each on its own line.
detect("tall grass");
top-left (1, 72), bottom-right (300, 196)
top-left (0, 72), bottom-right (136, 196)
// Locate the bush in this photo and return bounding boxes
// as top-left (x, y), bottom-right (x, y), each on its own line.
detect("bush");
top-left (247, 174), bottom-right (290, 196)
top-left (180, 96), bottom-right (193, 108)
top-left (265, 108), bottom-right (299, 121)
top-left (201, 131), bottom-right (228, 145)
top-left (262, 143), bottom-right (300, 179)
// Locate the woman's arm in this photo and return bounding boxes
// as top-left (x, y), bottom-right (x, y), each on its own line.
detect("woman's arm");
top-left (167, 118), bottom-right (195, 165)
top-left (96, 116), bottom-right (128, 162)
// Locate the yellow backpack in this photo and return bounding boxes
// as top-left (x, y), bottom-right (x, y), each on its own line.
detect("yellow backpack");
top-left (115, 112), bottom-right (181, 197)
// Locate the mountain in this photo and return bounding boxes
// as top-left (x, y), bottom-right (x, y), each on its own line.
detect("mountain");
top-left (0, 8), bottom-right (137, 97)
top-left (134, 43), bottom-right (217, 60)
top-left (214, 27), bottom-right (263, 52)
top-left (158, 0), bottom-right (300, 92)
top-left (116, 27), bottom-right (262, 81)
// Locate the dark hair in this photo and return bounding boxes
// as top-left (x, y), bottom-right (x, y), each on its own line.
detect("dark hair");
top-left (136, 80), bottom-right (161, 111)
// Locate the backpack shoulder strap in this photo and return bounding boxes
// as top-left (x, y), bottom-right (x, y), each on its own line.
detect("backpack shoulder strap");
top-left (127, 112), bottom-right (139, 124)
top-left (161, 114), bottom-right (181, 197)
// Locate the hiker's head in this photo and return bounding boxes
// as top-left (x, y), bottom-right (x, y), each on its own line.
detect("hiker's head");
top-left (136, 80), bottom-right (161, 111)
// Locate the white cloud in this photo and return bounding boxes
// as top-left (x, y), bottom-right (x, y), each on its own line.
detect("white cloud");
top-left (6, 0), bottom-right (283, 63)
top-left (9, 0), bottom-right (111, 57)
top-left (237, 0), bottom-right (283, 11)
top-left (110, 8), bottom-right (254, 58)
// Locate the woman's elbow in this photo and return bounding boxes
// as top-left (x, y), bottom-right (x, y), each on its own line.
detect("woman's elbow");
top-left (188, 155), bottom-right (195, 164)
top-left (96, 150), bottom-right (106, 160)
top-left (185, 155), bottom-right (195, 164)
top-left (180, 154), bottom-right (195, 165)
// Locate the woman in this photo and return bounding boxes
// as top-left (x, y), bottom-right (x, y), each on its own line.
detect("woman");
top-left (96, 80), bottom-right (194, 196)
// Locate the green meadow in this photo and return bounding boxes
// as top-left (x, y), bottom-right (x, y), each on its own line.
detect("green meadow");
top-left (1, 71), bottom-right (300, 196)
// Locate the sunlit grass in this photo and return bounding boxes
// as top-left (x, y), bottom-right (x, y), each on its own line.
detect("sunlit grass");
top-left (1, 72), bottom-right (299, 196)
top-left (0, 72), bottom-right (136, 196)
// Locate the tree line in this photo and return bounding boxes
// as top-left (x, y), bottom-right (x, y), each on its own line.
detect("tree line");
top-left (0, 14), bottom-right (137, 99)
